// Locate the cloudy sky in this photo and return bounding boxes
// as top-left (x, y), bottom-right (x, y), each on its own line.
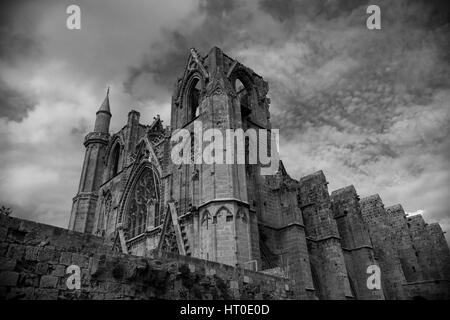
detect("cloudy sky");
top-left (0, 0), bottom-right (449, 243)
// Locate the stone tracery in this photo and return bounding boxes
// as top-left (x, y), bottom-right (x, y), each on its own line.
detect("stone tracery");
top-left (125, 166), bottom-right (161, 239)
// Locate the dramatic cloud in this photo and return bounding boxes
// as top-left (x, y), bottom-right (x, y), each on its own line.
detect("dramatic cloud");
top-left (0, 0), bottom-right (449, 245)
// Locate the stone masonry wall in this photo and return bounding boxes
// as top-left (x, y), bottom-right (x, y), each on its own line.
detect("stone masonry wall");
top-left (360, 195), bottom-right (407, 300)
top-left (385, 205), bottom-right (423, 282)
top-left (360, 195), bottom-right (450, 300)
top-left (407, 215), bottom-right (443, 280)
top-left (330, 186), bottom-right (384, 300)
top-left (0, 215), bottom-right (298, 300)
top-left (298, 171), bottom-right (352, 300)
top-left (427, 223), bottom-right (450, 280)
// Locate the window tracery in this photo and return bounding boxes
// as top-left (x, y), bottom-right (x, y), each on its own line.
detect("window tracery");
top-left (125, 167), bottom-right (161, 239)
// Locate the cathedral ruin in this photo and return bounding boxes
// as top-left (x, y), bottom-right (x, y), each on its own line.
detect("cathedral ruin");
top-left (4, 47), bottom-right (447, 300)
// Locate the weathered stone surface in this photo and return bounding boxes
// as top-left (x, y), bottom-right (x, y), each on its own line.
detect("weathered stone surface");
top-left (0, 258), bottom-right (16, 271)
top-left (39, 275), bottom-right (59, 288)
top-left (0, 271), bottom-right (19, 286)
top-left (0, 215), bottom-right (296, 300)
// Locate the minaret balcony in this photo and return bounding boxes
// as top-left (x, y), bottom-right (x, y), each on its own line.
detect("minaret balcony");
top-left (84, 132), bottom-right (110, 146)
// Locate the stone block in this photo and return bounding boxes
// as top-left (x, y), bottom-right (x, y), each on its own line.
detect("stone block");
top-left (59, 252), bottom-right (72, 265)
top-left (6, 244), bottom-right (25, 260)
top-left (122, 284), bottom-right (135, 297)
top-left (34, 288), bottom-right (58, 300)
top-left (37, 247), bottom-right (59, 264)
top-left (0, 226), bottom-right (7, 242)
top-left (72, 253), bottom-right (89, 268)
top-left (6, 287), bottom-right (35, 300)
top-left (230, 280), bottom-right (239, 289)
top-left (36, 262), bottom-right (49, 275)
top-left (50, 264), bottom-right (66, 277)
top-left (39, 275), bottom-right (59, 288)
top-left (18, 273), bottom-right (39, 287)
top-left (0, 257), bottom-right (16, 271)
top-left (0, 243), bottom-right (9, 257)
top-left (91, 292), bottom-right (105, 300)
top-left (25, 246), bottom-right (39, 261)
top-left (0, 271), bottom-right (19, 286)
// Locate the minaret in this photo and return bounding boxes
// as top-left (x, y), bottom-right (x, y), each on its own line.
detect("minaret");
top-left (69, 89), bottom-right (111, 233)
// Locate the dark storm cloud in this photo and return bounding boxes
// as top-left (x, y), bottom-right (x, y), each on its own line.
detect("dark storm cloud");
top-left (259, 0), bottom-right (450, 26)
top-left (199, 0), bottom-right (238, 16)
top-left (123, 0), bottom-right (449, 105)
top-left (267, 0), bottom-right (450, 116)
top-left (0, 79), bottom-right (36, 121)
top-left (122, 0), bottom-right (450, 169)
top-left (0, 27), bottom-right (37, 64)
top-left (0, 0), bottom-right (45, 121)
top-left (259, 0), bottom-right (369, 22)
top-left (0, 0), bottom-right (45, 62)
top-left (123, 0), bottom-right (253, 100)
top-left (123, 31), bottom-right (191, 99)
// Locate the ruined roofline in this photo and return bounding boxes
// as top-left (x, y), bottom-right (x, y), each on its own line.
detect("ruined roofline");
top-left (407, 214), bottom-right (426, 223)
top-left (385, 204), bottom-right (405, 215)
top-left (330, 185), bottom-right (357, 198)
top-left (299, 170), bottom-right (326, 184)
top-left (177, 46), bottom-right (265, 82)
top-left (200, 46), bottom-right (265, 81)
top-left (128, 109), bottom-right (140, 115)
top-left (221, 50), bottom-right (265, 80)
top-left (359, 194), bottom-right (383, 204)
top-left (427, 223), bottom-right (444, 234)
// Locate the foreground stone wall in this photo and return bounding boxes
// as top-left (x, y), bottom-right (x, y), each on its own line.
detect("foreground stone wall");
top-left (0, 215), bottom-right (298, 300)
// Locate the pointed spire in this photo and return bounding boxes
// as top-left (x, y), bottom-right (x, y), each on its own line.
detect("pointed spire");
top-left (97, 86), bottom-right (111, 115)
top-left (93, 86), bottom-right (111, 133)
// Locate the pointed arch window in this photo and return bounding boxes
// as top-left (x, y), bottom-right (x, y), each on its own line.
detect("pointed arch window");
top-left (110, 143), bottom-right (121, 177)
top-left (125, 166), bottom-right (161, 239)
top-left (232, 75), bottom-right (252, 123)
top-left (185, 75), bottom-right (203, 124)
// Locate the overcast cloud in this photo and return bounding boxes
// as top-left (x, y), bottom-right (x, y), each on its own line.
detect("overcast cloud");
top-left (0, 0), bottom-right (449, 244)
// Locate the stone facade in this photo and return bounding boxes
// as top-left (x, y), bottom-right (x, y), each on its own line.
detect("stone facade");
top-left (50, 47), bottom-right (450, 300)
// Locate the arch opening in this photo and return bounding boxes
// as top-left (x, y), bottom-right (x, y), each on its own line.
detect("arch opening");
top-left (187, 77), bottom-right (202, 122)
top-left (111, 143), bottom-right (121, 177)
top-left (234, 77), bottom-right (251, 123)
